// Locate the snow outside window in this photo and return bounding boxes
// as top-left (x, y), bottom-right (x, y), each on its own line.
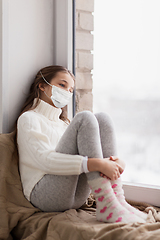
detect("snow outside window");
top-left (93, 0), bottom-right (160, 189)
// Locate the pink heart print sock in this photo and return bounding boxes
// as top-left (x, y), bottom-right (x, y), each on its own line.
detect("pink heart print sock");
top-left (111, 178), bottom-right (147, 221)
top-left (88, 177), bottom-right (145, 223)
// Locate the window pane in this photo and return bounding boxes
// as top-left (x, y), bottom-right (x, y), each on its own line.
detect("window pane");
top-left (93, 0), bottom-right (160, 186)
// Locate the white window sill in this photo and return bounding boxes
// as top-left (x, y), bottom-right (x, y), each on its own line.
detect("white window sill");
top-left (123, 181), bottom-right (160, 207)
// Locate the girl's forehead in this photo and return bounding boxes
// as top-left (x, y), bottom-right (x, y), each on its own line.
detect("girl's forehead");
top-left (51, 72), bottom-right (74, 86)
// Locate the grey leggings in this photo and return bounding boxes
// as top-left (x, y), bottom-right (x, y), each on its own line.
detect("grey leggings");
top-left (30, 111), bottom-right (117, 212)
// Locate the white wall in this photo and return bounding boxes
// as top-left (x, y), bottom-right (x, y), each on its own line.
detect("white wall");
top-left (0, 0), bottom-right (73, 133)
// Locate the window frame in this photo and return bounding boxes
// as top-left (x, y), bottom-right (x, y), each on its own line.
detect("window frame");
top-left (123, 182), bottom-right (160, 207)
top-left (54, 0), bottom-right (75, 120)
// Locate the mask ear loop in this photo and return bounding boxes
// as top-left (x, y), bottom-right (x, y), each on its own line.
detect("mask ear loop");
top-left (40, 71), bottom-right (53, 87)
top-left (39, 71), bottom-right (53, 100)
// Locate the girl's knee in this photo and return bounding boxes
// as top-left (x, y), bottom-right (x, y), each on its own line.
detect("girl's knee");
top-left (75, 111), bottom-right (99, 127)
top-left (95, 112), bottom-right (114, 129)
top-left (75, 111), bottom-right (95, 121)
top-left (76, 110), bottom-right (94, 118)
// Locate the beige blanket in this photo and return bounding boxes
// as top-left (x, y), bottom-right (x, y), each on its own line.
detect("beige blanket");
top-left (0, 132), bottom-right (160, 240)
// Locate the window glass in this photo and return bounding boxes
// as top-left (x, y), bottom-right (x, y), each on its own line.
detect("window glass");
top-left (93, 0), bottom-right (160, 186)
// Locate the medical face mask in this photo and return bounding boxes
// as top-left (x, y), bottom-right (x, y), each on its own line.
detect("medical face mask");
top-left (40, 71), bottom-right (73, 108)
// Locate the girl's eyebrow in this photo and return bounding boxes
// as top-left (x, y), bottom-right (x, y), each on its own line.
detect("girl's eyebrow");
top-left (60, 79), bottom-right (67, 83)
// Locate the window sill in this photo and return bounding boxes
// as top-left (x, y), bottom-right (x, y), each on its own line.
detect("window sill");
top-left (123, 181), bottom-right (160, 207)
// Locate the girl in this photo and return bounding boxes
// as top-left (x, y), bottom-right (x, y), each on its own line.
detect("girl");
top-left (17, 65), bottom-right (147, 223)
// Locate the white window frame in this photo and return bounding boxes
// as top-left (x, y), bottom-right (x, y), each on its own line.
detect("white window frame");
top-left (123, 182), bottom-right (160, 207)
top-left (54, 0), bottom-right (75, 120)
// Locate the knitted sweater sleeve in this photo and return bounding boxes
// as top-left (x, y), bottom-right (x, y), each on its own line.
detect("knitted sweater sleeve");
top-left (17, 112), bottom-right (83, 175)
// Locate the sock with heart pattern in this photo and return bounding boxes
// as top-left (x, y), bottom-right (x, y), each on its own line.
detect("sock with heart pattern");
top-left (88, 177), bottom-right (146, 223)
top-left (111, 178), bottom-right (147, 220)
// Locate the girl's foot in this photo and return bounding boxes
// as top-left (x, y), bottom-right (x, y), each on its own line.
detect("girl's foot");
top-left (111, 178), bottom-right (147, 221)
top-left (88, 177), bottom-right (146, 223)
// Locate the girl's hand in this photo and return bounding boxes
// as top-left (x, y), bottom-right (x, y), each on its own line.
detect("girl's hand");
top-left (109, 156), bottom-right (125, 174)
top-left (100, 158), bottom-right (123, 181)
top-left (87, 157), bottom-right (124, 180)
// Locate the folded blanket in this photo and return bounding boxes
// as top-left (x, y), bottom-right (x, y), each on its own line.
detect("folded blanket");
top-left (0, 132), bottom-right (40, 240)
top-left (0, 132), bottom-right (160, 240)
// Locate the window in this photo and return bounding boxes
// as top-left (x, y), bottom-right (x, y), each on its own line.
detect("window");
top-left (93, 0), bottom-right (160, 205)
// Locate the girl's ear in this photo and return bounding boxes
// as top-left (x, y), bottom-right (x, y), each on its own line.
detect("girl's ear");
top-left (39, 83), bottom-right (45, 92)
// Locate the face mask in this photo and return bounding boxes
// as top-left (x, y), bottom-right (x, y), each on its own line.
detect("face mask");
top-left (40, 71), bottom-right (73, 108)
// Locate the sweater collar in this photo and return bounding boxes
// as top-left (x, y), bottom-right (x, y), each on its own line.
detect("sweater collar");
top-left (33, 99), bottom-right (62, 121)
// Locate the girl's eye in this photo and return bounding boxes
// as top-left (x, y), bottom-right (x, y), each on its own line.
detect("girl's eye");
top-left (59, 83), bottom-right (65, 88)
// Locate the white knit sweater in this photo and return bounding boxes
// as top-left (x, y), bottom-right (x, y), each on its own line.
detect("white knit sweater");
top-left (17, 99), bottom-right (84, 201)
